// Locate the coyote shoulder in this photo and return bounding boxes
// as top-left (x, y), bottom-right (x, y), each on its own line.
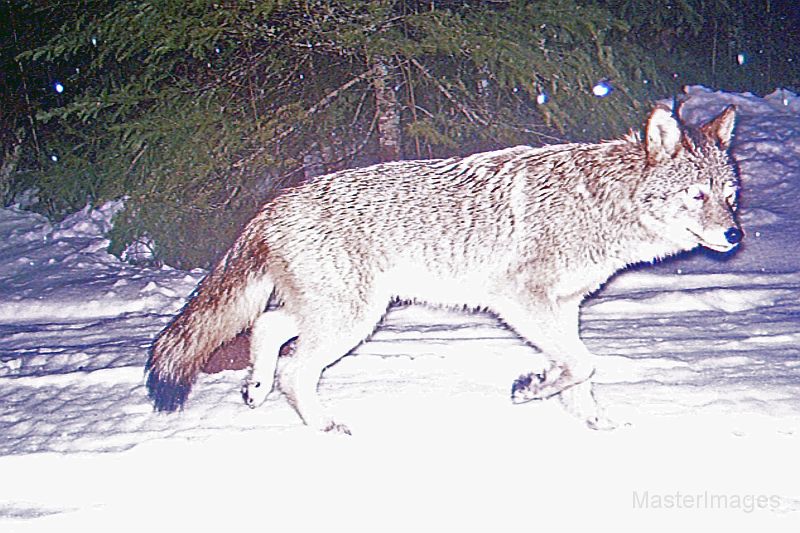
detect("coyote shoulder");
top-left (147, 104), bottom-right (741, 433)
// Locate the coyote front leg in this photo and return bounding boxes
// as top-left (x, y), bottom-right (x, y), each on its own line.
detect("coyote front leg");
top-left (496, 296), bottom-right (609, 428)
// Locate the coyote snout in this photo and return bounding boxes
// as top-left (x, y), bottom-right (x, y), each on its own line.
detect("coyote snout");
top-left (683, 179), bottom-right (743, 253)
top-left (147, 101), bottom-right (741, 434)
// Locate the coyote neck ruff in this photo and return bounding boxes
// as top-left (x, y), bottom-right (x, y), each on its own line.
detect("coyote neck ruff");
top-left (147, 104), bottom-right (741, 433)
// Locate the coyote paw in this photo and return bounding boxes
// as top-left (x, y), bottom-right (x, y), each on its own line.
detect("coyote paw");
top-left (241, 379), bottom-right (269, 409)
top-left (511, 367), bottom-right (564, 404)
top-left (511, 365), bottom-right (591, 404)
top-left (586, 415), bottom-right (618, 431)
top-left (323, 421), bottom-right (352, 436)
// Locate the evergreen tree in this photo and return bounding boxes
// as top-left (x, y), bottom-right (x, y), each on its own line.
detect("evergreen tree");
top-left (604, 0), bottom-right (800, 93)
top-left (11, 1), bottom-right (674, 267)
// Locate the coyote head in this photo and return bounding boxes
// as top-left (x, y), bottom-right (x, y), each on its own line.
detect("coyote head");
top-left (639, 104), bottom-right (742, 254)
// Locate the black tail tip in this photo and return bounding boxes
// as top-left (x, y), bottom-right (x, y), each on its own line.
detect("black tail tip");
top-left (146, 369), bottom-right (192, 412)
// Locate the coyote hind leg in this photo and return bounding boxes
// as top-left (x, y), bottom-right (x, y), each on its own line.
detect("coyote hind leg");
top-left (277, 304), bottom-right (386, 435)
top-left (242, 309), bottom-right (298, 408)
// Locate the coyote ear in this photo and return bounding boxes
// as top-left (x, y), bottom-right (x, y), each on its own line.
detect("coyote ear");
top-left (645, 105), bottom-right (682, 164)
top-left (672, 94), bottom-right (690, 120)
top-left (700, 105), bottom-right (736, 149)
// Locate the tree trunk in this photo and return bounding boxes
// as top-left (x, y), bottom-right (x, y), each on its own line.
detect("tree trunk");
top-left (1, 131), bottom-right (23, 201)
top-left (303, 143), bottom-right (325, 180)
top-left (372, 56), bottom-right (402, 162)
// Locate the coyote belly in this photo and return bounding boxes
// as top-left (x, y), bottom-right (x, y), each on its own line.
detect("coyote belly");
top-left (146, 104), bottom-right (741, 433)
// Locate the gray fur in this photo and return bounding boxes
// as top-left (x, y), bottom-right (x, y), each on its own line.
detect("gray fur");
top-left (147, 104), bottom-right (741, 433)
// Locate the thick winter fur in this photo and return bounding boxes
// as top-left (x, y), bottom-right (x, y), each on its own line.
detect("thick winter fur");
top-left (146, 104), bottom-right (741, 433)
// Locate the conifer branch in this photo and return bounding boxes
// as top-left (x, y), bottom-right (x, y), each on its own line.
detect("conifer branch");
top-left (409, 58), bottom-right (488, 127)
top-left (272, 66), bottom-right (378, 145)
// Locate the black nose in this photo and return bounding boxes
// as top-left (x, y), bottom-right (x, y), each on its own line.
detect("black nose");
top-left (724, 227), bottom-right (743, 245)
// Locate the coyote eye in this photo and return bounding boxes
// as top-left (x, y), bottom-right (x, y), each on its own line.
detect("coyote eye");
top-left (686, 184), bottom-right (706, 203)
top-left (726, 191), bottom-right (738, 211)
top-left (723, 182), bottom-right (738, 210)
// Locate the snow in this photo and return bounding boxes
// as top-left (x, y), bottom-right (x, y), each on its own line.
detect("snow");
top-left (2, 86), bottom-right (800, 530)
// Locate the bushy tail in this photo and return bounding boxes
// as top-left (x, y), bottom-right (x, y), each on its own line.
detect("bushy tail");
top-left (145, 227), bottom-right (274, 411)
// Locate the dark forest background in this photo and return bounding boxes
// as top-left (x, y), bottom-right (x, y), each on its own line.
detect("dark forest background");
top-left (2, 0), bottom-right (798, 268)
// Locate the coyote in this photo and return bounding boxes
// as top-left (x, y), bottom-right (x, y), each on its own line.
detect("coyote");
top-left (146, 104), bottom-right (741, 433)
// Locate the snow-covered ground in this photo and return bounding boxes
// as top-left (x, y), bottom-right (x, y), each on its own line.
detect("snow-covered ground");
top-left (1, 86), bottom-right (799, 531)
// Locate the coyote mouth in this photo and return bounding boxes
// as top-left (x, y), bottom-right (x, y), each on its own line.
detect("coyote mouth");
top-left (687, 229), bottom-right (736, 252)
